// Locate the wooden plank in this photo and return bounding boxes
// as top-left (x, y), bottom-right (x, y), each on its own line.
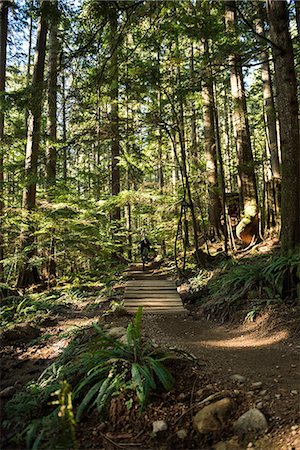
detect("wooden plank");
top-left (125, 286), bottom-right (176, 290)
top-left (125, 279), bottom-right (176, 288)
top-left (125, 293), bottom-right (180, 298)
top-left (125, 301), bottom-right (182, 306)
top-left (126, 308), bottom-right (186, 314)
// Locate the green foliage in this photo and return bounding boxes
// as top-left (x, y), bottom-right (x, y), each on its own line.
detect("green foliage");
top-left (74, 307), bottom-right (174, 419)
top-left (4, 309), bottom-right (181, 449)
top-left (25, 381), bottom-right (77, 450)
top-left (190, 254), bottom-right (300, 320)
top-left (0, 292), bottom-right (68, 329)
top-left (208, 254), bottom-right (300, 301)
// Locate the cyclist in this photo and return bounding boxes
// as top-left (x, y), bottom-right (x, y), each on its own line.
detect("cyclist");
top-left (139, 236), bottom-right (151, 271)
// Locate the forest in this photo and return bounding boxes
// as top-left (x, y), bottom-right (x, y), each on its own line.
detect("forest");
top-left (0, 0), bottom-right (299, 449)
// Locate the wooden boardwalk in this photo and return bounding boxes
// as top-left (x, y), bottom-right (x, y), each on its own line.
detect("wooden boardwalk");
top-left (123, 263), bottom-right (186, 315)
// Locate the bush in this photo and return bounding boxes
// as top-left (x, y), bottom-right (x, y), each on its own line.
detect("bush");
top-left (3, 308), bottom-right (180, 449)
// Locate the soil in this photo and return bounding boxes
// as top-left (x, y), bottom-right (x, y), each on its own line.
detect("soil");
top-left (1, 279), bottom-right (299, 449)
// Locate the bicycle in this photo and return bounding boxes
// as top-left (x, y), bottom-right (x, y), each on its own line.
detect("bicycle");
top-left (141, 247), bottom-right (150, 272)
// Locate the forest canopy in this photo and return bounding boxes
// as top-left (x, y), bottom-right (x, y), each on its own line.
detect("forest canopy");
top-left (0, 0), bottom-right (299, 289)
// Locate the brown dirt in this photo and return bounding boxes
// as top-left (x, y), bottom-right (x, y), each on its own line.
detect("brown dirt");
top-left (1, 281), bottom-right (299, 449)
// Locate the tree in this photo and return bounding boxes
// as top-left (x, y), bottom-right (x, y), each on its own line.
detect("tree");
top-left (45, 0), bottom-right (59, 279)
top-left (0, 0), bottom-right (9, 281)
top-left (255, 3), bottom-right (281, 230)
top-left (17, 0), bottom-right (48, 287)
top-left (202, 40), bottom-right (223, 241)
top-left (224, 0), bottom-right (259, 245)
top-left (267, 0), bottom-right (300, 255)
top-left (109, 3), bottom-right (121, 223)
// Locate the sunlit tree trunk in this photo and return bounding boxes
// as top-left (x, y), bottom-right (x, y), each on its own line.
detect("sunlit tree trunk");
top-left (0, 0), bottom-right (9, 281)
top-left (25, 9), bottom-right (33, 131)
top-left (225, 0), bottom-right (259, 245)
top-left (17, 1), bottom-right (48, 287)
top-left (256, 4), bottom-right (281, 231)
top-left (267, 0), bottom-right (300, 256)
top-left (295, 0), bottom-right (300, 37)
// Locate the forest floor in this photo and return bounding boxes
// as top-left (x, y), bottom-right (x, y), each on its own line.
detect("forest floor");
top-left (1, 262), bottom-right (300, 449)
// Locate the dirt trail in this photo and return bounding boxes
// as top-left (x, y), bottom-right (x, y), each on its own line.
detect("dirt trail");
top-left (1, 263), bottom-right (300, 449)
top-left (141, 312), bottom-right (300, 448)
top-left (120, 261), bottom-right (300, 448)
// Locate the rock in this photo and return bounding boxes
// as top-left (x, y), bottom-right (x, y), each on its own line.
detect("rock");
top-left (291, 425), bottom-right (299, 431)
top-left (107, 327), bottom-right (127, 339)
top-left (256, 402), bottom-right (263, 410)
top-left (196, 389), bottom-right (205, 398)
top-left (193, 398), bottom-right (236, 434)
top-left (118, 335), bottom-right (128, 345)
top-left (176, 429), bottom-right (187, 439)
top-left (259, 390), bottom-right (267, 396)
top-left (291, 390), bottom-right (298, 395)
top-left (230, 374), bottom-right (246, 384)
top-left (0, 386), bottom-right (15, 398)
top-left (178, 393), bottom-right (186, 401)
top-left (233, 408), bottom-right (268, 438)
top-left (152, 420), bottom-right (168, 433)
top-left (275, 394), bottom-right (281, 400)
top-left (213, 437), bottom-right (240, 450)
top-left (251, 382), bottom-right (263, 390)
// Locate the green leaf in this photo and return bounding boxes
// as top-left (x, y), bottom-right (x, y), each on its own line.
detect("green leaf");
top-left (131, 363), bottom-right (145, 405)
top-left (76, 380), bottom-right (103, 420)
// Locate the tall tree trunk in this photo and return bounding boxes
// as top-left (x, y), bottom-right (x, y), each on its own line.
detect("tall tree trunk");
top-left (0, 0), bottom-right (9, 282)
top-left (25, 10), bottom-right (33, 131)
top-left (190, 43), bottom-right (198, 161)
top-left (213, 82), bottom-right (229, 254)
top-left (256, 4), bottom-right (281, 231)
top-left (109, 6), bottom-right (120, 223)
top-left (175, 45), bottom-right (205, 265)
top-left (46, 14), bottom-right (58, 189)
top-left (202, 40), bottom-right (223, 241)
top-left (45, 5), bottom-right (58, 279)
top-left (295, 0), bottom-right (300, 37)
top-left (267, 0), bottom-right (300, 256)
top-left (61, 58), bottom-right (67, 182)
top-left (225, 0), bottom-right (259, 245)
top-left (17, 1), bottom-right (48, 288)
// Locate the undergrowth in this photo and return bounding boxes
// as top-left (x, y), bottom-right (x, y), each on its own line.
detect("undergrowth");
top-left (2, 308), bottom-right (184, 450)
top-left (189, 254), bottom-right (300, 321)
top-left (0, 292), bottom-right (69, 330)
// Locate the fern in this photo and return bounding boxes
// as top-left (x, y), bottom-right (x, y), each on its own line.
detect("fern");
top-left (74, 307), bottom-right (177, 417)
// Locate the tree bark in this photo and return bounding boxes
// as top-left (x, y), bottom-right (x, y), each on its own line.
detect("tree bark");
top-left (267, 0), bottom-right (300, 255)
top-left (295, 0), bottom-right (300, 37)
top-left (25, 9), bottom-right (33, 131)
top-left (109, 6), bottom-right (120, 223)
top-left (61, 57), bottom-right (67, 182)
top-left (17, 0), bottom-right (48, 288)
top-left (256, 4), bottom-right (281, 230)
top-left (46, 12), bottom-right (58, 189)
top-left (0, 0), bottom-right (9, 281)
top-left (225, 0), bottom-right (259, 244)
top-left (202, 40), bottom-right (223, 241)
top-left (45, 4), bottom-right (59, 279)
